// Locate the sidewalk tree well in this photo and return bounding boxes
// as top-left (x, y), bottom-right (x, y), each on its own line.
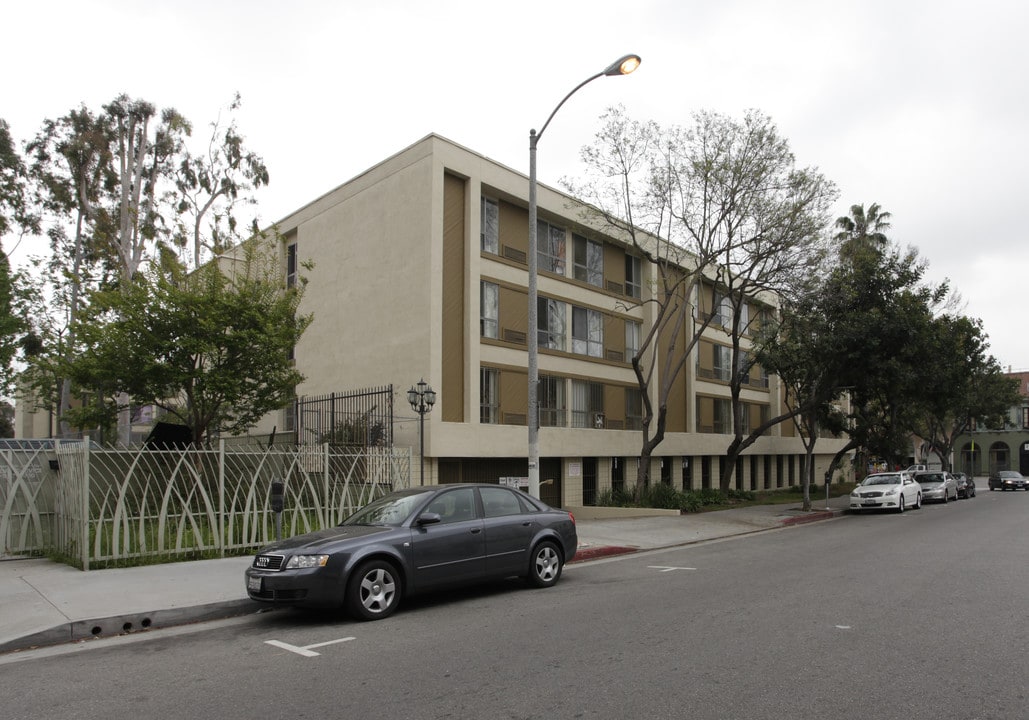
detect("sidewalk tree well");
top-left (63, 240), bottom-right (312, 445)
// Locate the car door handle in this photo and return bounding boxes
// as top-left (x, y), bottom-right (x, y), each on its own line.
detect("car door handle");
top-left (470, 528), bottom-right (482, 534)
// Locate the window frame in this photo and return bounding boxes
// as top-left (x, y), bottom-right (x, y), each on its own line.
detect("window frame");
top-left (481, 196), bottom-right (499, 254)
top-left (573, 234), bottom-right (604, 287)
top-left (480, 367), bottom-right (499, 424)
top-left (571, 306), bottom-right (604, 358)
top-left (537, 219), bottom-right (567, 275)
top-left (480, 280), bottom-right (499, 339)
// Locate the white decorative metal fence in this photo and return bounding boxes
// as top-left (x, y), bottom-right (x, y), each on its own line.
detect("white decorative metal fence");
top-left (0, 440), bottom-right (411, 569)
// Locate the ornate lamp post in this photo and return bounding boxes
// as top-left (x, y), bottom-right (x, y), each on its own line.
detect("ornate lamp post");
top-left (527, 54), bottom-right (641, 498)
top-left (407, 379), bottom-right (436, 486)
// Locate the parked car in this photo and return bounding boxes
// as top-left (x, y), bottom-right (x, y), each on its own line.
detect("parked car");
top-left (244, 483), bottom-right (578, 620)
top-left (850, 472), bottom-right (922, 512)
top-left (988, 470), bottom-right (1029, 491)
top-left (906, 464), bottom-right (928, 473)
top-left (954, 472), bottom-right (976, 498)
top-left (915, 471), bottom-right (959, 503)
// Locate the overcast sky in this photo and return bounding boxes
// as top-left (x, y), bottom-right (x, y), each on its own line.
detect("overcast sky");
top-left (5, 0), bottom-right (1027, 370)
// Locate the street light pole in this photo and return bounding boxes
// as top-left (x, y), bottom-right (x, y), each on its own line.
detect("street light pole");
top-left (527, 54), bottom-right (641, 499)
top-left (407, 379), bottom-right (436, 486)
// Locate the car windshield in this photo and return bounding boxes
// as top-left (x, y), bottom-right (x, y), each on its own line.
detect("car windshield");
top-left (862, 474), bottom-right (900, 485)
top-left (999, 471), bottom-right (1021, 478)
top-left (919, 474), bottom-right (945, 483)
top-left (342, 488), bottom-right (435, 527)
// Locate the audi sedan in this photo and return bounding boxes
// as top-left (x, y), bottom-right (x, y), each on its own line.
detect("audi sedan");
top-left (245, 483), bottom-right (577, 620)
top-left (988, 470), bottom-right (1029, 491)
top-left (915, 471), bottom-right (959, 503)
top-left (849, 472), bottom-right (922, 513)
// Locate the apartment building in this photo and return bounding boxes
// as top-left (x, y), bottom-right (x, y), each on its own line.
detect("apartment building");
top-left (244, 134), bottom-right (851, 508)
top-left (954, 370), bottom-right (1029, 476)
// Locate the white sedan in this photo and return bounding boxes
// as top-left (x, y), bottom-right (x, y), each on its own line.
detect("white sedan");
top-left (850, 472), bottom-right (922, 513)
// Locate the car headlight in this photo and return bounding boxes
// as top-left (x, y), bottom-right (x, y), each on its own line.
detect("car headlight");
top-left (285, 554), bottom-right (329, 569)
top-left (884, 487), bottom-right (898, 496)
top-left (850, 491), bottom-right (860, 497)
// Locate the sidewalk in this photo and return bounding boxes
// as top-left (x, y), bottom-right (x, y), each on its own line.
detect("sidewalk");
top-left (0, 494), bottom-right (849, 655)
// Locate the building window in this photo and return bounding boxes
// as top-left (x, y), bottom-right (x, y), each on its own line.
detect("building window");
top-left (481, 197), bottom-right (499, 254)
top-left (539, 375), bottom-right (566, 427)
top-left (625, 255), bottom-right (642, 299)
top-left (573, 234), bottom-right (603, 287)
top-left (713, 292), bottom-right (734, 329)
top-left (537, 220), bottom-right (566, 274)
top-left (625, 320), bottom-right (641, 360)
top-left (1022, 405), bottom-right (1029, 429)
top-left (286, 243), bottom-right (297, 288)
top-left (480, 367), bottom-right (499, 424)
top-left (572, 379), bottom-right (604, 428)
top-left (713, 398), bottom-right (732, 434)
top-left (480, 281), bottom-right (498, 339)
top-left (572, 306), bottom-right (603, 358)
top-left (626, 387), bottom-right (643, 430)
top-left (712, 344), bottom-right (733, 382)
top-left (538, 297), bottom-right (566, 350)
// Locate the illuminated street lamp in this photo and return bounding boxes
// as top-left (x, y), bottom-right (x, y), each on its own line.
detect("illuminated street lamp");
top-left (407, 379), bottom-right (436, 486)
top-left (526, 54), bottom-right (641, 498)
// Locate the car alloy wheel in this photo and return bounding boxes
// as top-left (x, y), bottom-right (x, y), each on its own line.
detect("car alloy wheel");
top-left (346, 560), bottom-right (401, 621)
top-left (528, 541), bottom-right (563, 588)
top-left (896, 495), bottom-right (906, 514)
top-left (913, 493), bottom-right (921, 510)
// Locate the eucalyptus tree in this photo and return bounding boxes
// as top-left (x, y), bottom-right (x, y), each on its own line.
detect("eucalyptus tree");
top-left (171, 93), bottom-right (269, 269)
top-left (0, 117), bottom-right (37, 397)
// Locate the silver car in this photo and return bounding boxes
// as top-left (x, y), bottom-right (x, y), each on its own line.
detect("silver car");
top-left (915, 471), bottom-right (959, 503)
top-left (850, 472), bottom-right (923, 513)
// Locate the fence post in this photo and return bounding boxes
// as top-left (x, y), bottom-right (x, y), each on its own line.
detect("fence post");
top-left (81, 441), bottom-right (90, 571)
top-left (218, 438), bottom-right (226, 557)
top-left (323, 442), bottom-right (330, 527)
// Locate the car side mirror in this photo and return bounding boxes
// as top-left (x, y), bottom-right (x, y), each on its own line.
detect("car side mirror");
top-left (417, 512), bottom-right (442, 526)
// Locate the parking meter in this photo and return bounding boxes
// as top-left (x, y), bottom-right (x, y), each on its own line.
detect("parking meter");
top-left (271, 481), bottom-right (284, 540)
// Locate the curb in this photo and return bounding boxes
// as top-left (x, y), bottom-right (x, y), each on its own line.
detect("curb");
top-left (779, 509), bottom-right (841, 526)
top-left (0, 599), bottom-right (260, 656)
top-left (569, 546), bottom-right (639, 563)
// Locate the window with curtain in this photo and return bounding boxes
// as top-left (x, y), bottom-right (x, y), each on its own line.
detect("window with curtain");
top-left (481, 197), bottom-right (499, 254)
top-left (538, 375), bottom-right (566, 427)
top-left (537, 220), bottom-right (566, 274)
top-left (571, 379), bottom-right (604, 428)
top-left (625, 320), bottom-right (641, 360)
top-left (480, 367), bottom-right (499, 424)
top-left (573, 234), bottom-right (603, 287)
top-left (480, 281), bottom-right (498, 339)
top-left (625, 255), bottom-right (641, 299)
top-left (572, 306), bottom-right (603, 358)
top-left (537, 297), bottom-right (566, 350)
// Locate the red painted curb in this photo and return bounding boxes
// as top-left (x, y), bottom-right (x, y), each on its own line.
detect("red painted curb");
top-left (569, 546), bottom-right (638, 563)
top-left (780, 510), bottom-right (836, 526)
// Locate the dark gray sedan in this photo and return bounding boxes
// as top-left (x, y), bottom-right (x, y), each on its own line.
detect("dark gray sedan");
top-left (244, 483), bottom-right (577, 620)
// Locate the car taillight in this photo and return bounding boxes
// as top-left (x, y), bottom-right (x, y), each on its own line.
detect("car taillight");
top-left (568, 511), bottom-right (576, 525)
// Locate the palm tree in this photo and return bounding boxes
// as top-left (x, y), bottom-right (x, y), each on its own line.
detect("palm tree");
top-left (834, 203), bottom-right (892, 261)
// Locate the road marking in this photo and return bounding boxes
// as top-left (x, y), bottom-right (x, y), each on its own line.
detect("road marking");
top-left (835, 625), bottom-right (852, 630)
top-left (648, 565), bottom-right (697, 573)
top-left (265, 637), bottom-right (355, 657)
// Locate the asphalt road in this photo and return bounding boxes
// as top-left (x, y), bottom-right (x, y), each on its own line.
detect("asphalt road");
top-left (3, 487), bottom-right (1027, 720)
